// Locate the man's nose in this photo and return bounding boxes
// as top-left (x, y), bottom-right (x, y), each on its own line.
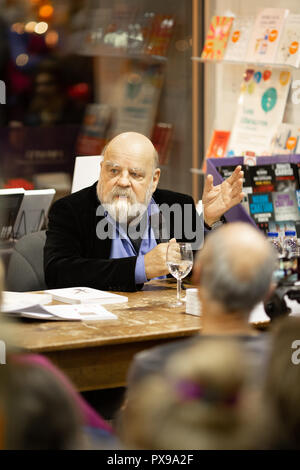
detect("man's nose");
top-left (118, 171), bottom-right (131, 187)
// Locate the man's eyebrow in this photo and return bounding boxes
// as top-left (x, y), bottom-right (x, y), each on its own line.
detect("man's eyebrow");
top-left (104, 161), bottom-right (121, 168)
top-left (129, 167), bottom-right (145, 174)
top-left (105, 161), bottom-right (145, 174)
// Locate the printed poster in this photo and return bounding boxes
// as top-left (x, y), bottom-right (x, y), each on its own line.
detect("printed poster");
top-left (228, 67), bottom-right (291, 156)
top-left (246, 8), bottom-right (289, 64)
top-left (276, 14), bottom-right (300, 68)
top-left (109, 63), bottom-right (163, 138)
top-left (271, 123), bottom-right (300, 155)
top-left (224, 17), bottom-right (254, 62)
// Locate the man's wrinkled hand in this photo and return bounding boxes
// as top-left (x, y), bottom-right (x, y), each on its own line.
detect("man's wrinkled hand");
top-left (144, 238), bottom-right (179, 280)
top-left (202, 165), bottom-right (245, 227)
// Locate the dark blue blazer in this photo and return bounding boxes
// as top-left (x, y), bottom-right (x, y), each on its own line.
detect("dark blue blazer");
top-left (44, 183), bottom-right (204, 292)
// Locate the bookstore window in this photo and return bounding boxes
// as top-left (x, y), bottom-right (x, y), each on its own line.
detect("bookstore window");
top-left (0, 0), bottom-right (94, 195)
top-left (0, 0), bottom-right (197, 200)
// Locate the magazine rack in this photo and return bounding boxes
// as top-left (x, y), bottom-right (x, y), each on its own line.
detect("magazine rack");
top-left (206, 154), bottom-right (300, 226)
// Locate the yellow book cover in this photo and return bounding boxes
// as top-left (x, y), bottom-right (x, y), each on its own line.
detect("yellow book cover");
top-left (201, 16), bottom-right (234, 61)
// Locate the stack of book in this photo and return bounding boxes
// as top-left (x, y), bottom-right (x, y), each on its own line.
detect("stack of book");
top-left (218, 162), bottom-right (300, 234)
top-left (2, 288), bottom-right (128, 321)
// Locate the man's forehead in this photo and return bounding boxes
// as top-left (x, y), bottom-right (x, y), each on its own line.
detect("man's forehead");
top-left (103, 147), bottom-right (153, 169)
top-left (104, 160), bottom-right (145, 172)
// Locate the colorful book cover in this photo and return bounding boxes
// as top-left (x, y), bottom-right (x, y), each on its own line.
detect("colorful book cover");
top-left (228, 67), bottom-right (291, 157)
top-left (273, 163), bottom-right (300, 191)
top-left (77, 104), bottom-right (112, 156)
top-left (203, 130), bottom-right (231, 172)
top-left (268, 220), bottom-right (296, 240)
top-left (271, 123), bottom-right (300, 155)
top-left (217, 164), bottom-right (252, 214)
top-left (250, 165), bottom-right (275, 193)
top-left (201, 16), bottom-right (233, 61)
top-left (246, 8), bottom-right (289, 64)
top-left (224, 17), bottom-right (254, 62)
top-left (272, 190), bottom-right (300, 222)
top-left (276, 14), bottom-right (300, 67)
top-left (206, 130), bottom-right (231, 159)
top-left (218, 163), bottom-right (252, 191)
top-left (248, 192), bottom-right (275, 233)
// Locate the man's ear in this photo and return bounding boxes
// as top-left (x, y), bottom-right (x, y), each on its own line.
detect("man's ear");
top-left (152, 168), bottom-right (161, 193)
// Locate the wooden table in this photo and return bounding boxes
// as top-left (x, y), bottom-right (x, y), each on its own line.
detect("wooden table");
top-left (7, 280), bottom-right (202, 391)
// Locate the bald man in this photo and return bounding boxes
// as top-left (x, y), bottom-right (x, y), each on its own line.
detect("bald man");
top-left (44, 132), bottom-right (244, 291)
top-left (128, 222), bottom-right (276, 386)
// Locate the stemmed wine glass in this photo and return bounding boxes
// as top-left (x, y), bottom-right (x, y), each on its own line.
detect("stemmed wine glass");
top-left (166, 242), bottom-right (193, 307)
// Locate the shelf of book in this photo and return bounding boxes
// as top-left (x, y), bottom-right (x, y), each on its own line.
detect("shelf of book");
top-left (207, 155), bottom-right (300, 235)
top-left (192, 57), bottom-right (299, 70)
top-left (200, 5), bottom-right (300, 173)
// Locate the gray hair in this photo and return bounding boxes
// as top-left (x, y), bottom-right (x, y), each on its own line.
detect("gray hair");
top-left (200, 230), bottom-right (276, 314)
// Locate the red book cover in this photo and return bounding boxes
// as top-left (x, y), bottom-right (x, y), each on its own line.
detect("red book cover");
top-left (203, 130), bottom-right (231, 172)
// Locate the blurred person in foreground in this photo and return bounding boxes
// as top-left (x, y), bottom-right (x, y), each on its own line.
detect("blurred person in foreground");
top-left (128, 222), bottom-right (277, 387)
top-left (0, 361), bottom-right (84, 450)
top-left (262, 317), bottom-right (300, 449)
top-left (119, 340), bottom-right (264, 450)
top-left (0, 260), bottom-right (114, 449)
top-left (44, 132), bottom-right (245, 291)
top-left (0, 260), bottom-right (82, 449)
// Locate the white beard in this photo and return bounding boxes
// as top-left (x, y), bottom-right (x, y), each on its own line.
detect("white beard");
top-left (98, 183), bottom-right (153, 225)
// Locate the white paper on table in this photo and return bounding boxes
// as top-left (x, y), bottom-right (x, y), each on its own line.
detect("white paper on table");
top-left (16, 303), bottom-right (118, 321)
top-left (2, 292), bottom-right (52, 313)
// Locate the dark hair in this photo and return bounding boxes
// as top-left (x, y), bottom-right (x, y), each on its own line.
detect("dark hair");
top-left (0, 362), bottom-right (82, 449)
top-left (119, 340), bottom-right (260, 449)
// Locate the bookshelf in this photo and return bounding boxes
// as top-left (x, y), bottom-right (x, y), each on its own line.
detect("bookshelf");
top-left (202, 0), bottom-right (300, 158)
